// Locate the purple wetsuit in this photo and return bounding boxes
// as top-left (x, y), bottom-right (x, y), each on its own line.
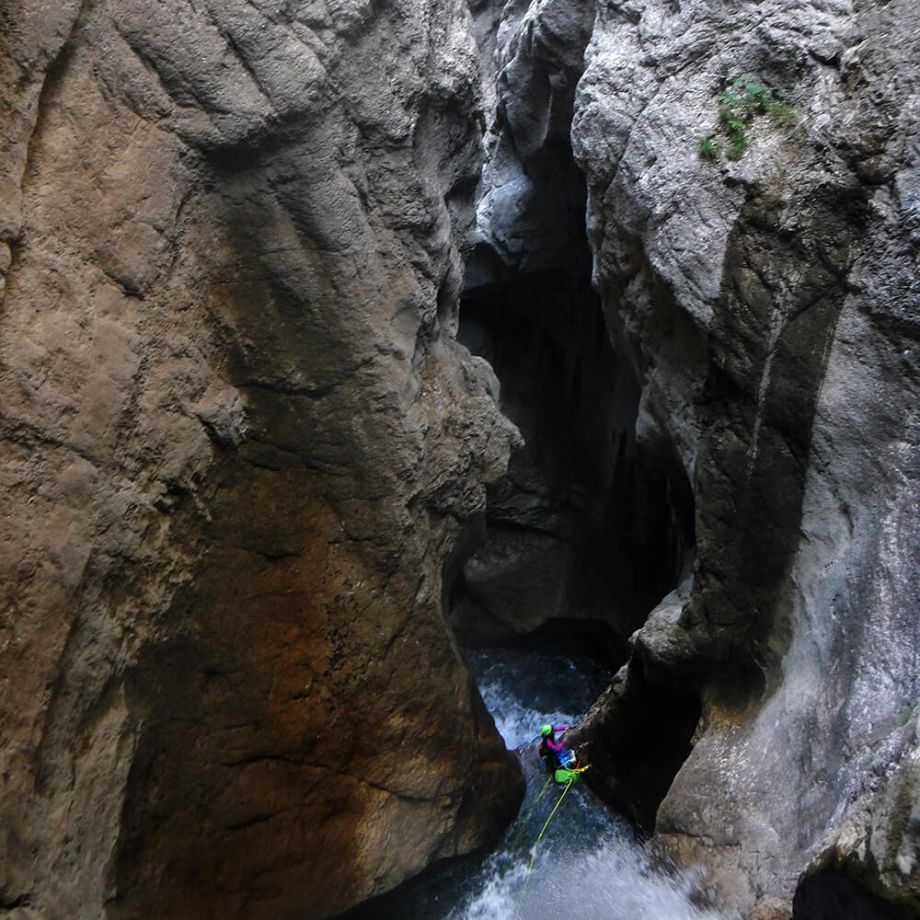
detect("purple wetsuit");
top-left (540, 724), bottom-right (570, 758)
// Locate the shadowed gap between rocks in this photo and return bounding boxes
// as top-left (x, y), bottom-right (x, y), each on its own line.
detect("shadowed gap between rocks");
top-left (792, 870), bottom-right (911, 920)
top-left (438, 0), bottom-right (707, 851)
top-left (449, 241), bottom-right (701, 834)
top-left (570, 180), bottom-right (869, 849)
top-left (453, 265), bottom-right (689, 648)
top-left (569, 657), bottom-right (703, 834)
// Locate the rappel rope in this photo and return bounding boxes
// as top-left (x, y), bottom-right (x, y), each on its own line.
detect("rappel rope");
top-left (525, 778), bottom-right (575, 881)
top-left (512, 774), bottom-right (555, 841)
top-left (532, 774), bottom-right (555, 810)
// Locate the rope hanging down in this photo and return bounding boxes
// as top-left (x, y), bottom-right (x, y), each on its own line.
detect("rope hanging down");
top-left (527, 779), bottom-right (574, 877)
top-left (524, 760), bottom-right (590, 881)
top-left (511, 775), bottom-right (556, 849)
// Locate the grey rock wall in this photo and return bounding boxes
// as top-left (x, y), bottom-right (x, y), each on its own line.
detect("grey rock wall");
top-left (453, 0), bottom-right (688, 647)
top-left (469, 0), bottom-right (595, 277)
top-left (0, 2), bottom-right (523, 917)
top-left (465, 0), bottom-right (920, 913)
top-left (566, 0), bottom-right (920, 915)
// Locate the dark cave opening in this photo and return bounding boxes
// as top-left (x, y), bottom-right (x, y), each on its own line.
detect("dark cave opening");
top-left (452, 256), bottom-right (690, 653)
top-left (449, 241), bottom-right (703, 833)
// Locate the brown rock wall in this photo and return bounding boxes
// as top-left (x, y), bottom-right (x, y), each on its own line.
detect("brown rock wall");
top-left (0, 2), bottom-right (522, 917)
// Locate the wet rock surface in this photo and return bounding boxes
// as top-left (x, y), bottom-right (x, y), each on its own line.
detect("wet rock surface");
top-left (455, 0), bottom-right (920, 913)
top-left (3, 0), bottom-right (920, 916)
top-left (565, 0), bottom-right (920, 915)
top-left (0, 2), bottom-right (523, 917)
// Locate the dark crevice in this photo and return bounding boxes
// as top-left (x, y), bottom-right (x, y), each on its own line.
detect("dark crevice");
top-left (462, 615), bottom-right (628, 674)
top-left (0, 892), bottom-right (32, 911)
top-left (447, 93), bottom-right (700, 836)
top-left (792, 870), bottom-right (912, 920)
top-left (452, 263), bottom-right (691, 650)
top-left (568, 659), bottom-right (701, 834)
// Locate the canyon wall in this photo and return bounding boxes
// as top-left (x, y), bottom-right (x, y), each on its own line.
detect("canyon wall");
top-left (467, 0), bottom-right (919, 915)
top-left (567, 0), bottom-right (920, 916)
top-left (3, 0), bottom-right (918, 917)
top-left (0, 2), bottom-right (523, 917)
top-left (452, 0), bottom-right (688, 649)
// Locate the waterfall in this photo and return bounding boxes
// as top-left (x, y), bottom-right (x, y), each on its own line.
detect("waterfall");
top-left (347, 645), bottom-right (731, 919)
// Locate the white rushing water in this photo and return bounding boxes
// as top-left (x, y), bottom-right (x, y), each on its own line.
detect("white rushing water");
top-left (471, 650), bottom-right (584, 750)
top-left (452, 648), bottom-right (725, 920)
top-left (346, 645), bottom-right (726, 920)
top-left (453, 830), bottom-right (719, 920)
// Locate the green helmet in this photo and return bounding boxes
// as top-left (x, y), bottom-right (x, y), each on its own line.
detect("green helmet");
top-left (540, 724), bottom-right (553, 737)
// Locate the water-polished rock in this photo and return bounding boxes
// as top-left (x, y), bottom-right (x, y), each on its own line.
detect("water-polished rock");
top-left (0, 2), bottom-right (523, 917)
top-left (569, 0), bottom-right (920, 915)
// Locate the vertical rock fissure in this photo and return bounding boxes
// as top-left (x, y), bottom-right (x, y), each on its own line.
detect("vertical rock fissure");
top-left (455, 0), bottom-right (704, 837)
top-left (453, 255), bottom-right (688, 654)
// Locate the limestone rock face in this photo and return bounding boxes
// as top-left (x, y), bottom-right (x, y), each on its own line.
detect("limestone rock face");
top-left (0, 2), bottom-right (523, 918)
top-left (451, 0), bottom-right (688, 647)
top-left (568, 0), bottom-right (920, 915)
top-left (469, 0), bottom-right (595, 278)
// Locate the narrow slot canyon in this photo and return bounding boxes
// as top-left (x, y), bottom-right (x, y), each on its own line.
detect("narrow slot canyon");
top-left (447, 0), bottom-right (707, 848)
top-left (452, 251), bottom-right (704, 830)
top-left (453, 261), bottom-right (685, 649)
top-left (340, 158), bottom-right (711, 915)
top-left (3, 1), bottom-right (918, 919)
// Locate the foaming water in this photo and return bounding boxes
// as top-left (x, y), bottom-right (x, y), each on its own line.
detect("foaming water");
top-left (343, 645), bottom-right (725, 920)
top-left (449, 785), bottom-right (721, 920)
top-left (468, 648), bottom-right (592, 749)
top-left (451, 648), bottom-right (722, 920)
top-left (453, 830), bottom-right (720, 920)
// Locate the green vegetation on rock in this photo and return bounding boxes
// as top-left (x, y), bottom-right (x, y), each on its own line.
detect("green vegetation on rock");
top-left (698, 134), bottom-right (720, 160)
top-left (700, 77), bottom-right (796, 162)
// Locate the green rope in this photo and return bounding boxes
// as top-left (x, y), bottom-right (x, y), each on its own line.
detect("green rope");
top-left (510, 775), bottom-right (555, 848)
top-left (526, 779), bottom-right (574, 877)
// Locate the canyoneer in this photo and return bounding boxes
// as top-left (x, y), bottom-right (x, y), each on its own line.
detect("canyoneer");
top-left (538, 722), bottom-right (569, 765)
top-left (525, 744), bottom-right (591, 881)
top-left (539, 723), bottom-right (590, 781)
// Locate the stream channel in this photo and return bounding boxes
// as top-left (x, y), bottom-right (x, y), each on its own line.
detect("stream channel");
top-left (346, 642), bottom-right (726, 919)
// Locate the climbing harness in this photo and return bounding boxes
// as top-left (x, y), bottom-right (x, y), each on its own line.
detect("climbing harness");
top-left (554, 765), bottom-right (588, 784)
top-left (554, 749), bottom-right (587, 783)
